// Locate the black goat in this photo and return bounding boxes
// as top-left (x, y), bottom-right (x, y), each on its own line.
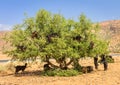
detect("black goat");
top-left (81, 66), bottom-right (93, 73)
top-left (87, 66), bottom-right (94, 73)
top-left (43, 63), bottom-right (51, 71)
top-left (100, 54), bottom-right (108, 71)
top-left (94, 57), bottom-right (99, 69)
top-left (15, 63), bottom-right (27, 74)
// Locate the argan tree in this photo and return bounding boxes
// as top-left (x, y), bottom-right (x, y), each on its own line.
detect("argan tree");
top-left (4, 9), bottom-right (109, 70)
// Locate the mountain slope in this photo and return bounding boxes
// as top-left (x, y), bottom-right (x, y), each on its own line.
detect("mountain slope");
top-left (99, 20), bottom-right (120, 52)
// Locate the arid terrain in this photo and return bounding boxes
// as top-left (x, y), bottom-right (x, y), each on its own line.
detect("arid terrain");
top-left (0, 53), bottom-right (120, 85)
top-left (99, 20), bottom-right (120, 52)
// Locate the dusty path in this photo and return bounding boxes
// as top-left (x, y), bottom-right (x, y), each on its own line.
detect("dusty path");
top-left (0, 55), bottom-right (120, 85)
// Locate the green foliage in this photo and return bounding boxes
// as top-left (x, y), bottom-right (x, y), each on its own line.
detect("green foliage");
top-left (43, 69), bottom-right (81, 77)
top-left (98, 55), bottom-right (114, 63)
top-left (4, 9), bottom-right (109, 71)
top-left (106, 56), bottom-right (114, 63)
top-left (72, 58), bottom-right (82, 71)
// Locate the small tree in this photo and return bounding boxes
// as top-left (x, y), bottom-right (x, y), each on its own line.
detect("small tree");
top-left (4, 9), bottom-right (109, 70)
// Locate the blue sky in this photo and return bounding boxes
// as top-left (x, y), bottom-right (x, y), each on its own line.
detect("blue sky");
top-left (0, 0), bottom-right (120, 30)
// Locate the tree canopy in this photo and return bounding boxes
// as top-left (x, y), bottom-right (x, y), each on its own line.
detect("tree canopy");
top-left (4, 9), bottom-right (109, 69)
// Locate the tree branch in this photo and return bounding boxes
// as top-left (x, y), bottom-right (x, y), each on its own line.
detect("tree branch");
top-left (66, 58), bottom-right (74, 66)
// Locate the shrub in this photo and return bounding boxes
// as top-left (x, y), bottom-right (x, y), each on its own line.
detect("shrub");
top-left (43, 68), bottom-right (82, 77)
top-left (98, 55), bottom-right (114, 63)
top-left (106, 56), bottom-right (114, 63)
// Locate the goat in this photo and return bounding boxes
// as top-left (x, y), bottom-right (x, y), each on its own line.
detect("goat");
top-left (100, 54), bottom-right (108, 71)
top-left (87, 66), bottom-right (93, 73)
top-left (81, 66), bottom-right (93, 73)
top-left (31, 31), bottom-right (39, 39)
top-left (15, 63), bottom-right (27, 74)
top-left (94, 57), bottom-right (99, 69)
top-left (43, 63), bottom-right (51, 71)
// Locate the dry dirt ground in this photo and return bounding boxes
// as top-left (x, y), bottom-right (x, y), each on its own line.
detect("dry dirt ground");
top-left (0, 53), bottom-right (120, 85)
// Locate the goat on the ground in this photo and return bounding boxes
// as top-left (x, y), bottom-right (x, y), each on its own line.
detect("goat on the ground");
top-left (94, 57), bottom-right (99, 69)
top-left (81, 66), bottom-right (93, 73)
top-left (44, 63), bottom-right (51, 71)
top-left (15, 63), bottom-right (27, 74)
top-left (100, 54), bottom-right (108, 71)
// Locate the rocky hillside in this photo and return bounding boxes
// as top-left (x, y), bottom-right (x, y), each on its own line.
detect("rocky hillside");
top-left (99, 20), bottom-right (120, 52)
top-left (0, 20), bottom-right (120, 53)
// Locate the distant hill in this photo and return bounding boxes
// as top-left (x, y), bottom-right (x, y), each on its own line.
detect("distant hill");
top-left (0, 20), bottom-right (120, 53)
top-left (99, 20), bottom-right (120, 52)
